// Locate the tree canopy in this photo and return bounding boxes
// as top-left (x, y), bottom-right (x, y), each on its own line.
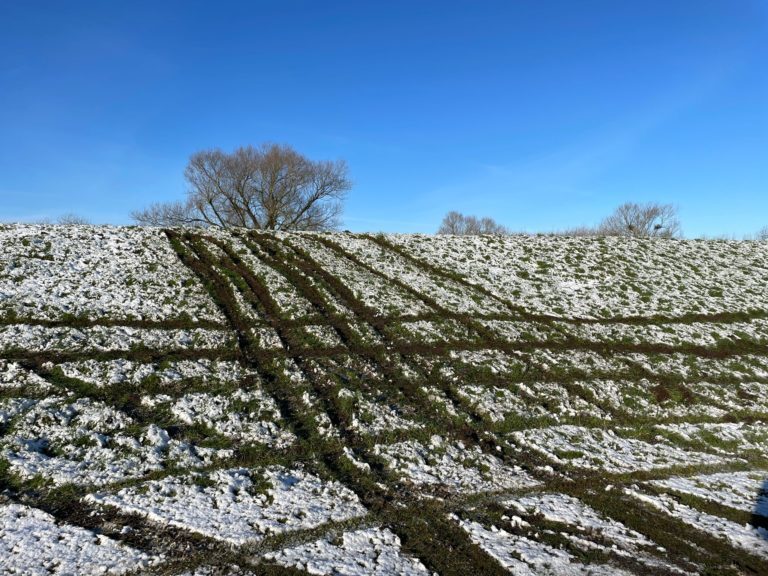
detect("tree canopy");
top-left (132, 144), bottom-right (351, 230)
top-left (597, 202), bottom-right (681, 238)
top-left (437, 211), bottom-right (509, 235)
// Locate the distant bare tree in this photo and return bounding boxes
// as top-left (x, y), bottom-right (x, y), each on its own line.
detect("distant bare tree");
top-left (437, 211), bottom-right (466, 234)
top-left (555, 226), bottom-right (601, 237)
top-left (131, 202), bottom-right (195, 228)
top-left (437, 211), bottom-right (509, 235)
top-left (57, 213), bottom-right (91, 225)
top-left (756, 226), bottom-right (768, 241)
top-left (598, 202), bottom-right (680, 238)
top-left (132, 144), bottom-right (351, 230)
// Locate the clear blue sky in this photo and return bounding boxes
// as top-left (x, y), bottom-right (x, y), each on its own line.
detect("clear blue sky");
top-left (1, 1), bottom-right (766, 236)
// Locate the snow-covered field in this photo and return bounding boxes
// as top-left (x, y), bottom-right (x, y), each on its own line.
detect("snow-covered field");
top-left (1, 225), bottom-right (767, 575)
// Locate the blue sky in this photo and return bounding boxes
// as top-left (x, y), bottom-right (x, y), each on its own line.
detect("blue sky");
top-left (1, 1), bottom-right (766, 236)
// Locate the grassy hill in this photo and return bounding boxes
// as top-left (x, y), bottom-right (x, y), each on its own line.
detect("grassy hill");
top-left (2, 224), bottom-right (768, 575)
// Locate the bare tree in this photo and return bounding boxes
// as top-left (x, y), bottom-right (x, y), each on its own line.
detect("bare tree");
top-left (130, 202), bottom-right (197, 228)
top-left (555, 226), bottom-right (601, 237)
top-left (437, 211), bottom-right (467, 234)
top-left (437, 211), bottom-right (509, 235)
top-left (756, 226), bottom-right (768, 241)
top-left (597, 202), bottom-right (681, 238)
top-left (132, 144), bottom-right (351, 230)
top-left (57, 213), bottom-right (91, 225)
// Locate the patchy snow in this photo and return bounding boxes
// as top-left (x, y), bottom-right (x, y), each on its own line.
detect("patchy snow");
top-left (86, 466), bottom-right (367, 545)
top-left (503, 492), bottom-right (691, 573)
top-left (177, 566), bottom-right (256, 576)
top-left (580, 379), bottom-right (728, 419)
top-left (420, 385), bottom-right (461, 418)
top-left (224, 235), bottom-right (320, 321)
top-left (458, 517), bottom-right (634, 575)
top-left (342, 446), bottom-right (372, 472)
top-left (0, 360), bottom-right (53, 393)
top-left (264, 527), bottom-right (431, 575)
top-left (649, 470), bottom-right (768, 516)
top-left (388, 233), bottom-right (768, 318)
top-left (687, 380), bottom-right (768, 415)
top-left (457, 384), bottom-right (541, 422)
top-left (158, 389), bottom-right (295, 447)
top-left (509, 425), bottom-right (723, 473)
top-left (327, 234), bottom-right (510, 316)
top-left (560, 319), bottom-right (768, 349)
top-left (338, 387), bottom-right (422, 436)
top-left (57, 358), bottom-right (250, 388)
top-left (299, 324), bottom-right (345, 348)
top-left (4, 227), bottom-right (768, 573)
top-left (0, 397), bottom-right (42, 428)
top-left (508, 492), bottom-right (654, 549)
top-left (374, 435), bottom-right (538, 493)
top-left (627, 487), bottom-right (768, 559)
top-left (0, 225), bottom-right (223, 322)
top-left (0, 324), bottom-right (234, 353)
top-left (287, 235), bottom-right (433, 317)
top-left (480, 319), bottom-right (560, 344)
top-left (1, 397), bottom-right (221, 486)
top-left (656, 421), bottom-right (768, 454)
top-left (0, 502), bottom-right (158, 575)
top-left (250, 326), bottom-right (284, 350)
top-left (519, 382), bottom-right (608, 421)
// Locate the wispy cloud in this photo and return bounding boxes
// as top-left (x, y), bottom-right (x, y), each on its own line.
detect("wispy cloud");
top-left (424, 55), bottom-right (742, 224)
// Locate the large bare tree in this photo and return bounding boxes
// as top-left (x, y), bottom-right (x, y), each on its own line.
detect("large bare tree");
top-left (597, 202), bottom-right (681, 238)
top-left (437, 211), bottom-right (509, 235)
top-left (132, 144), bottom-right (351, 230)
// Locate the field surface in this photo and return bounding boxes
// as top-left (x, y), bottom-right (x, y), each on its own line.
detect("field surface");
top-left (1, 225), bottom-right (768, 575)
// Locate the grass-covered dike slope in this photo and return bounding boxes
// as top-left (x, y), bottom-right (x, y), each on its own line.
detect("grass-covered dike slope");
top-left (1, 223), bottom-right (768, 575)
